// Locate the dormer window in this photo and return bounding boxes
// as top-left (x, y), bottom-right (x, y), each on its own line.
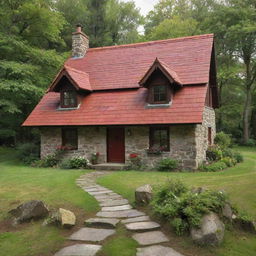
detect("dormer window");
top-left (61, 89), bottom-right (77, 108)
top-left (153, 85), bottom-right (168, 103)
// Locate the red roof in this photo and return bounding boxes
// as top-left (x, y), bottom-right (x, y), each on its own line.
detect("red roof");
top-left (64, 34), bottom-right (213, 90)
top-left (23, 85), bottom-right (207, 126)
top-left (23, 34), bottom-right (215, 127)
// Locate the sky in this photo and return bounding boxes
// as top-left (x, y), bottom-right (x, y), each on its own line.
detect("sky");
top-left (123, 0), bottom-right (159, 16)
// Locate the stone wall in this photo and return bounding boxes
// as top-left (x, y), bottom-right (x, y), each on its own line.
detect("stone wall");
top-left (195, 106), bottom-right (216, 166)
top-left (40, 107), bottom-right (216, 169)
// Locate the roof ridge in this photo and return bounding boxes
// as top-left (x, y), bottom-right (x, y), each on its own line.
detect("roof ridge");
top-left (87, 34), bottom-right (214, 52)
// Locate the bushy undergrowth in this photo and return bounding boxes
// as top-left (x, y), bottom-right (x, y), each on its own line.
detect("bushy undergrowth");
top-left (126, 154), bottom-right (145, 170)
top-left (156, 158), bottom-right (179, 172)
top-left (16, 143), bottom-right (40, 164)
top-left (32, 153), bottom-right (59, 168)
top-left (151, 180), bottom-right (228, 235)
top-left (59, 157), bottom-right (89, 169)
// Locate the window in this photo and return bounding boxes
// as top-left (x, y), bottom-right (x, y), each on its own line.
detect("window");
top-left (62, 128), bottom-right (78, 150)
top-left (149, 127), bottom-right (170, 151)
top-left (61, 90), bottom-right (77, 108)
top-left (208, 127), bottom-right (212, 145)
top-left (153, 85), bottom-right (167, 103)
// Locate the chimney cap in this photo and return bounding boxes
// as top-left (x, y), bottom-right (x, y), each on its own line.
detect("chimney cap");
top-left (76, 24), bottom-right (82, 33)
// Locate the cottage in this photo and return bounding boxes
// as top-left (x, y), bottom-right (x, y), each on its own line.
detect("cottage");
top-left (23, 26), bottom-right (218, 169)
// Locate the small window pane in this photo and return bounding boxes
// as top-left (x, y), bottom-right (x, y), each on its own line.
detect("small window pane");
top-left (150, 127), bottom-right (169, 151)
top-left (62, 90), bottom-right (77, 108)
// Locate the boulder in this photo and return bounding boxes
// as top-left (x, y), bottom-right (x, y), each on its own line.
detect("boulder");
top-left (222, 203), bottom-right (233, 220)
top-left (190, 212), bottom-right (225, 246)
top-left (234, 217), bottom-right (256, 234)
top-left (135, 184), bottom-right (153, 205)
top-left (9, 200), bottom-right (49, 224)
top-left (43, 208), bottom-right (76, 228)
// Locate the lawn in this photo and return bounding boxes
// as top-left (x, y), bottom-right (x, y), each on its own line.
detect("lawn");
top-left (0, 147), bottom-right (99, 256)
top-left (98, 147), bottom-right (256, 256)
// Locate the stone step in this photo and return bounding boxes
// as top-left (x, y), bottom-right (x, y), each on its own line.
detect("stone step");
top-left (54, 244), bottom-right (102, 256)
top-left (136, 245), bottom-right (185, 256)
top-left (121, 216), bottom-right (150, 224)
top-left (100, 199), bottom-right (129, 207)
top-left (101, 204), bottom-right (132, 212)
top-left (69, 227), bottom-right (115, 242)
top-left (96, 209), bottom-right (145, 219)
top-left (125, 221), bottom-right (160, 232)
top-left (88, 190), bottom-right (113, 196)
top-left (85, 218), bottom-right (119, 229)
top-left (132, 231), bottom-right (169, 246)
top-left (91, 163), bottom-right (126, 171)
top-left (95, 194), bottom-right (123, 201)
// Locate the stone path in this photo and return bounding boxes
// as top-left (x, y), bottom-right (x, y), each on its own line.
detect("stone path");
top-left (54, 171), bottom-right (185, 256)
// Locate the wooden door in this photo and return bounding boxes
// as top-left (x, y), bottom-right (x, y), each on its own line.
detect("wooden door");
top-left (107, 127), bottom-right (125, 163)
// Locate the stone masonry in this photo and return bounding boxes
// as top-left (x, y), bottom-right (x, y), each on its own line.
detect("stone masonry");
top-left (40, 107), bottom-right (216, 170)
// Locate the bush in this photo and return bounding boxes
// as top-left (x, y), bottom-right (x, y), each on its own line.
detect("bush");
top-left (151, 180), bottom-right (228, 235)
top-left (214, 132), bottom-right (232, 148)
top-left (126, 154), bottom-right (145, 170)
top-left (242, 139), bottom-right (256, 147)
top-left (32, 153), bottom-right (58, 168)
top-left (156, 158), bottom-right (179, 172)
top-left (199, 161), bottom-right (227, 172)
top-left (16, 143), bottom-right (40, 164)
top-left (206, 145), bottom-right (223, 161)
top-left (59, 157), bottom-right (89, 169)
top-left (233, 151), bottom-right (243, 163)
top-left (221, 157), bottom-right (236, 167)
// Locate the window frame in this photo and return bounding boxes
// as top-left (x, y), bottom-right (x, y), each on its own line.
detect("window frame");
top-left (149, 126), bottom-right (170, 152)
top-left (62, 128), bottom-right (78, 150)
top-left (148, 84), bottom-right (170, 104)
top-left (60, 89), bottom-right (78, 108)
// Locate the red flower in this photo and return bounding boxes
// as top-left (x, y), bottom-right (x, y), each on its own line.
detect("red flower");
top-left (130, 153), bottom-right (138, 158)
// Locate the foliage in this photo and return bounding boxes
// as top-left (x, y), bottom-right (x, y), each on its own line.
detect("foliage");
top-left (206, 145), bottom-right (223, 161)
top-left (91, 152), bottom-right (100, 165)
top-left (214, 132), bottom-right (232, 149)
top-left (16, 143), bottom-right (40, 164)
top-left (32, 153), bottom-right (59, 168)
top-left (156, 158), bottom-right (179, 172)
top-left (199, 161), bottom-right (227, 172)
top-left (126, 153), bottom-right (144, 170)
top-left (242, 139), bottom-right (256, 147)
top-left (151, 180), bottom-right (228, 235)
top-left (221, 157), bottom-right (236, 167)
top-left (59, 156), bottom-right (89, 169)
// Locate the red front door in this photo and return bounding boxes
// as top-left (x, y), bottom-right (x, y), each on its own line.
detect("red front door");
top-left (107, 127), bottom-right (125, 163)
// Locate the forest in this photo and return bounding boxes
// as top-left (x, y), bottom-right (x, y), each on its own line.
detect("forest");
top-left (0, 0), bottom-right (255, 146)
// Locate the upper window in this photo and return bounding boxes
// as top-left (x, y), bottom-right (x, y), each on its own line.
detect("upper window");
top-left (149, 85), bottom-right (169, 104)
top-left (62, 128), bottom-right (78, 150)
top-left (61, 90), bottom-right (77, 108)
top-left (149, 127), bottom-right (170, 151)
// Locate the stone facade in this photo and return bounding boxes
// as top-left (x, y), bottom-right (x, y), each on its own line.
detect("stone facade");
top-left (72, 31), bottom-right (89, 58)
top-left (40, 107), bottom-right (216, 170)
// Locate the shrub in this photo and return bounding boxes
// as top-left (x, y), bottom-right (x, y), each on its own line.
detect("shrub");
top-left (16, 143), bottom-right (40, 164)
top-left (156, 158), bottom-right (179, 172)
top-left (206, 145), bottom-right (223, 161)
top-left (32, 153), bottom-right (58, 168)
top-left (151, 180), bottom-right (228, 235)
top-left (126, 154), bottom-right (145, 170)
top-left (59, 157), bottom-right (89, 169)
top-left (221, 157), bottom-right (236, 167)
top-left (199, 161), bottom-right (227, 172)
top-left (243, 139), bottom-right (256, 147)
top-left (233, 151), bottom-right (243, 163)
top-left (214, 132), bottom-right (232, 148)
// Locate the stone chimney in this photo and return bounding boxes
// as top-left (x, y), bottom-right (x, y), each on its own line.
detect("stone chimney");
top-left (72, 25), bottom-right (89, 58)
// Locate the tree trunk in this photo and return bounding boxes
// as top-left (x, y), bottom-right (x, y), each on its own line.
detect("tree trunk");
top-left (243, 88), bottom-right (252, 143)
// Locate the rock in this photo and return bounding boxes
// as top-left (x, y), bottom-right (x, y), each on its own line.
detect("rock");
top-left (121, 216), bottom-right (150, 224)
top-left (191, 187), bottom-right (206, 194)
top-left (101, 205), bottom-right (132, 212)
top-left (54, 244), bottom-right (101, 256)
top-left (137, 245), bottom-right (184, 256)
top-left (96, 209), bottom-right (145, 218)
top-left (85, 218), bottom-right (119, 229)
top-left (9, 200), bottom-right (49, 224)
top-left (100, 199), bottom-right (129, 207)
top-left (222, 203), bottom-right (233, 220)
top-left (234, 217), bottom-right (256, 234)
top-left (135, 184), bottom-right (153, 205)
top-left (132, 231), bottom-right (169, 245)
top-left (125, 221), bottom-right (160, 232)
top-left (190, 212), bottom-right (225, 246)
top-left (69, 227), bottom-right (115, 242)
top-left (43, 208), bottom-right (76, 228)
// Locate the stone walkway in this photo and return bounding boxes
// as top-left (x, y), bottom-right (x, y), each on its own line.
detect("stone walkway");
top-left (54, 171), bottom-right (185, 256)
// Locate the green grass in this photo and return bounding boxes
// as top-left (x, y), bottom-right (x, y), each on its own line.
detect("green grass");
top-left (98, 147), bottom-right (256, 256)
top-left (0, 147), bottom-right (99, 256)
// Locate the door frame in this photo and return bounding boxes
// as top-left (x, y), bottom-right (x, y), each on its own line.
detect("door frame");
top-left (106, 126), bottom-right (125, 163)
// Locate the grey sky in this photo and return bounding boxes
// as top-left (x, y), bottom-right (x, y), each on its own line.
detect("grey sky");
top-left (123, 0), bottom-right (159, 16)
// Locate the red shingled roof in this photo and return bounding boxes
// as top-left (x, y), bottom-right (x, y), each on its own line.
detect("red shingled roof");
top-left (64, 34), bottom-right (213, 90)
top-left (23, 34), bottom-right (215, 127)
top-left (23, 86), bottom-right (207, 126)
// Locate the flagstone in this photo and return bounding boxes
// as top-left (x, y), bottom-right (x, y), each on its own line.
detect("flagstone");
top-left (125, 221), bottom-right (160, 232)
top-left (136, 245), bottom-right (184, 256)
top-left (97, 209), bottom-right (145, 218)
top-left (54, 244), bottom-right (101, 256)
top-left (121, 216), bottom-right (150, 224)
top-left (100, 199), bottom-right (129, 207)
top-left (132, 231), bottom-right (169, 245)
top-left (101, 204), bottom-right (132, 212)
top-left (85, 218), bottom-right (119, 229)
